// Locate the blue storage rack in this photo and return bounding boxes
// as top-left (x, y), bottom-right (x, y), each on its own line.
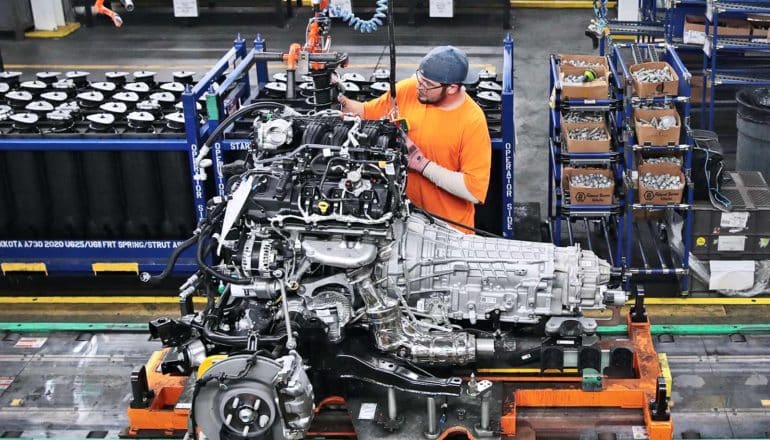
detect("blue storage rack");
top-left (611, 43), bottom-right (694, 291)
top-left (547, 53), bottom-right (624, 270)
top-left (0, 35), bottom-right (253, 275)
top-left (701, 0), bottom-right (770, 129)
top-left (0, 34), bottom-right (516, 275)
top-left (548, 44), bottom-right (695, 292)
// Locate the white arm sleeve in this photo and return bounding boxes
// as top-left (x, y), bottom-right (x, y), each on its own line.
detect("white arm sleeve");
top-left (421, 162), bottom-right (480, 204)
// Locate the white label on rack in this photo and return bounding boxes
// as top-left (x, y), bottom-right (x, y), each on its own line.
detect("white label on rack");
top-left (583, 100), bottom-right (596, 104)
top-left (684, 30), bottom-right (707, 45)
top-left (717, 235), bottom-right (746, 252)
top-left (358, 403), bottom-right (377, 420)
top-left (429, 0), bottom-right (454, 17)
top-left (720, 212), bottom-right (750, 230)
top-left (706, 2), bottom-right (713, 22)
top-left (173, 0), bottom-right (198, 17)
top-left (702, 38), bottom-right (711, 56)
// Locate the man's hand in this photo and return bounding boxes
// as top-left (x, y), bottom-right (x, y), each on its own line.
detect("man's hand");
top-left (337, 95), bottom-right (365, 117)
top-left (406, 137), bottom-right (431, 173)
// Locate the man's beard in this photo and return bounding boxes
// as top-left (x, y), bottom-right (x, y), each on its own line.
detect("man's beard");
top-left (418, 87), bottom-right (447, 104)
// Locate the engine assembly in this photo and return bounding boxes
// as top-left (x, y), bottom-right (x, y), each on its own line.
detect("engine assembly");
top-left (140, 106), bottom-right (626, 440)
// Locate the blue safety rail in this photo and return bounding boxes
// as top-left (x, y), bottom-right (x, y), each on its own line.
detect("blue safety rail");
top-left (701, 0), bottom-right (770, 129)
top-left (611, 43), bottom-right (694, 292)
top-left (0, 36), bottom-right (253, 275)
top-left (547, 53), bottom-right (624, 269)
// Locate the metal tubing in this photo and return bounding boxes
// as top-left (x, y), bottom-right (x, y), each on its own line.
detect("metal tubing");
top-left (583, 218), bottom-right (594, 252)
top-left (647, 220), bottom-right (666, 268)
top-left (387, 387), bottom-right (397, 421)
top-left (635, 222), bottom-right (649, 269)
top-left (480, 394), bottom-right (490, 430)
top-left (426, 397), bottom-right (437, 436)
top-left (601, 217), bottom-right (614, 266)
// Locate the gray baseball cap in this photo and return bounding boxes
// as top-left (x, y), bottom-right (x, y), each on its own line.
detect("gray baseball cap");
top-left (418, 46), bottom-right (477, 85)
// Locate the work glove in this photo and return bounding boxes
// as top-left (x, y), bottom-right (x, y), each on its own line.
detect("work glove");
top-left (406, 138), bottom-right (431, 173)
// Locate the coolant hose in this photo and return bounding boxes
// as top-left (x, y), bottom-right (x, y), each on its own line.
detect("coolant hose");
top-left (328, 0), bottom-right (388, 33)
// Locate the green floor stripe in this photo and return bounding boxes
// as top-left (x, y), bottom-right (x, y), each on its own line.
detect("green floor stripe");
top-left (597, 323), bottom-right (770, 335)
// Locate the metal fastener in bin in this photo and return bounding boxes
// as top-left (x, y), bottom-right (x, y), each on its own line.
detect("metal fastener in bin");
top-left (562, 111), bottom-right (604, 124)
top-left (567, 127), bottom-right (608, 140)
top-left (78, 91), bottom-right (106, 109)
top-left (632, 67), bottom-right (674, 83)
top-left (570, 173), bottom-right (613, 188)
top-left (637, 116), bottom-right (678, 130)
top-left (644, 156), bottom-right (682, 166)
top-left (640, 172), bottom-right (683, 190)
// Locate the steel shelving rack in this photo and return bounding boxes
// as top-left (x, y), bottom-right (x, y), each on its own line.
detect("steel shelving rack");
top-left (0, 34), bottom-right (516, 275)
top-left (548, 44), bottom-right (695, 292)
top-left (611, 43), bottom-right (695, 292)
top-left (547, 54), bottom-right (624, 270)
top-left (701, 0), bottom-right (770, 130)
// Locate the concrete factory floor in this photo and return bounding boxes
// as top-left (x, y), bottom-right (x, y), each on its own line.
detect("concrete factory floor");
top-left (0, 7), bottom-right (599, 219)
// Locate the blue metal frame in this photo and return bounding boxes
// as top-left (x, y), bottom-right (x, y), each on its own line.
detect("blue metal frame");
top-left (701, 0), bottom-right (770, 129)
top-left (492, 34), bottom-right (516, 238)
top-left (0, 36), bottom-right (252, 275)
top-left (547, 54), bottom-right (624, 270)
top-left (611, 43), bottom-right (694, 292)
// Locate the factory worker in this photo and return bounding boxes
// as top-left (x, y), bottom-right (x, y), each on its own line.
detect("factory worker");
top-left (338, 46), bottom-right (491, 233)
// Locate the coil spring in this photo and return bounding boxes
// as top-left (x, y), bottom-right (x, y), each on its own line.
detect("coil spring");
top-left (327, 0), bottom-right (388, 33)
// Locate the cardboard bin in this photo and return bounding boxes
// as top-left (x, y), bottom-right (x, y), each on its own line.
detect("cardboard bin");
top-left (690, 75), bottom-right (711, 104)
top-left (560, 110), bottom-right (606, 130)
top-left (637, 161), bottom-right (685, 205)
top-left (559, 54), bottom-right (610, 79)
top-left (559, 64), bottom-right (610, 100)
top-left (563, 167), bottom-right (615, 205)
top-left (562, 122), bottom-right (611, 153)
top-left (633, 108), bottom-right (682, 146)
top-left (684, 16), bottom-right (751, 44)
top-left (629, 62), bottom-right (680, 98)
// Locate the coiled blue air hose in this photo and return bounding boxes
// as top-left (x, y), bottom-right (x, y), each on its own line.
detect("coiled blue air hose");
top-left (328, 0), bottom-right (388, 33)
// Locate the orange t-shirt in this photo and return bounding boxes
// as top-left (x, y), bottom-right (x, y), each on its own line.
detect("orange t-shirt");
top-left (363, 77), bottom-right (491, 231)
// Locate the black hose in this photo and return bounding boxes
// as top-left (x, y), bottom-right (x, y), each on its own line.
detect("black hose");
top-left (193, 319), bottom-right (286, 347)
top-left (195, 225), bottom-right (253, 285)
top-left (140, 234), bottom-right (199, 284)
